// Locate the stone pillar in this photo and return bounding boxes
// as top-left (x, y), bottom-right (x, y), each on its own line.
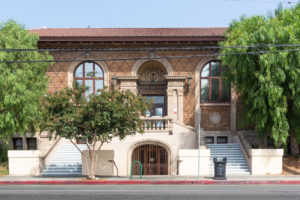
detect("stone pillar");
top-left (167, 88), bottom-right (175, 120)
top-left (177, 89), bottom-right (184, 122)
top-left (165, 76), bottom-right (186, 122)
top-left (117, 76), bottom-right (139, 95)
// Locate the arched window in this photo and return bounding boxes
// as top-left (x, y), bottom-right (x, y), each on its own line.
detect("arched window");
top-left (73, 62), bottom-right (104, 97)
top-left (200, 61), bottom-right (230, 103)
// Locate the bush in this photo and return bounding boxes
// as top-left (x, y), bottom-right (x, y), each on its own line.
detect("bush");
top-left (0, 145), bottom-right (8, 162)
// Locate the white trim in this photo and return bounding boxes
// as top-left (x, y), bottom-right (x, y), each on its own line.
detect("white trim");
top-left (67, 60), bottom-right (109, 88)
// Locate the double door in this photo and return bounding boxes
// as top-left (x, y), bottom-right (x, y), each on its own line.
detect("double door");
top-left (132, 144), bottom-right (168, 175)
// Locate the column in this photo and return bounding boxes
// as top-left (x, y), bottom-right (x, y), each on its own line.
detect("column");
top-left (177, 89), bottom-right (184, 122)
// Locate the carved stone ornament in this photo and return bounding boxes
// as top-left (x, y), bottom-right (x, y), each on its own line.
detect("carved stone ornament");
top-left (139, 68), bottom-right (166, 83)
top-left (209, 112), bottom-right (222, 125)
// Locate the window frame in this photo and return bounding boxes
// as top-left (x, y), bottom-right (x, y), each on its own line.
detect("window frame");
top-left (12, 138), bottom-right (23, 150)
top-left (144, 95), bottom-right (166, 117)
top-left (204, 136), bottom-right (215, 144)
top-left (73, 62), bottom-right (104, 97)
top-left (200, 61), bottom-right (230, 103)
top-left (217, 136), bottom-right (228, 144)
top-left (26, 138), bottom-right (37, 150)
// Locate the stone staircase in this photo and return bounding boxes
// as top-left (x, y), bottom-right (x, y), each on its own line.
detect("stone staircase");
top-left (41, 144), bottom-right (87, 176)
top-left (207, 143), bottom-right (251, 175)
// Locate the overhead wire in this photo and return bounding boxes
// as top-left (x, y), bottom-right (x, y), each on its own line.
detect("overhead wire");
top-left (0, 48), bottom-right (298, 63)
top-left (0, 43), bottom-right (299, 52)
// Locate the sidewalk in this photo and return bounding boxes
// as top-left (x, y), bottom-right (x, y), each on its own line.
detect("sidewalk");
top-left (1, 175), bottom-right (300, 185)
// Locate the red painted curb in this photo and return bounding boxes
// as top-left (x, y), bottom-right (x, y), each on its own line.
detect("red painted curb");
top-left (0, 180), bottom-right (300, 185)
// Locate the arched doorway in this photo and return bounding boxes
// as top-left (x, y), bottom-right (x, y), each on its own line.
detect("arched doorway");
top-left (132, 144), bottom-right (168, 175)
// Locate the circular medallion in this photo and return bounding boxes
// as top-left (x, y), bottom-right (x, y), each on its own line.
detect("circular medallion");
top-left (209, 112), bottom-right (221, 125)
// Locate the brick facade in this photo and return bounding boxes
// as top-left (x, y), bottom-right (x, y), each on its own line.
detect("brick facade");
top-left (44, 45), bottom-right (232, 130)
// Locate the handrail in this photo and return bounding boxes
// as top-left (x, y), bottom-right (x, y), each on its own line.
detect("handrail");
top-left (108, 160), bottom-right (119, 176)
top-left (140, 116), bottom-right (173, 120)
top-left (42, 136), bottom-right (61, 160)
top-left (236, 132), bottom-right (250, 159)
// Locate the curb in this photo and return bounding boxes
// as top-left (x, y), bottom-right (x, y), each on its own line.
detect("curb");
top-left (1, 180), bottom-right (300, 185)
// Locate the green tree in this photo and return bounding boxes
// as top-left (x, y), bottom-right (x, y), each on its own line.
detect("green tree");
top-left (0, 20), bottom-right (53, 142)
top-left (40, 87), bottom-right (150, 179)
top-left (219, 4), bottom-right (300, 153)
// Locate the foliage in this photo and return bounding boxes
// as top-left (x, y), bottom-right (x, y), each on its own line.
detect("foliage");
top-left (0, 20), bottom-right (53, 142)
top-left (40, 86), bottom-right (151, 178)
top-left (0, 144), bottom-right (8, 162)
top-left (219, 4), bottom-right (300, 147)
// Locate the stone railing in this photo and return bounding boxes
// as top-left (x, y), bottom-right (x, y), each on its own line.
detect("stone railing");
top-left (140, 116), bottom-right (173, 134)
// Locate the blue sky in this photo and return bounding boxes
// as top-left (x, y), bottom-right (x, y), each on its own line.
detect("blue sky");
top-left (0, 0), bottom-right (296, 29)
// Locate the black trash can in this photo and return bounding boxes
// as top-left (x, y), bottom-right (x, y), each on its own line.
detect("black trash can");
top-left (213, 157), bottom-right (227, 180)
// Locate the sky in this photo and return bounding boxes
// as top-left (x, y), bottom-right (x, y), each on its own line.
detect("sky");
top-left (0, 0), bottom-right (297, 29)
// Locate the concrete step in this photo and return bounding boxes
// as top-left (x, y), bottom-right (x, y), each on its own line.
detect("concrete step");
top-left (207, 143), bottom-right (250, 175)
top-left (41, 144), bottom-right (87, 176)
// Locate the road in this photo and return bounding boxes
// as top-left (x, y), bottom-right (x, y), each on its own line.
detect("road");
top-left (0, 185), bottom-right (299, 200)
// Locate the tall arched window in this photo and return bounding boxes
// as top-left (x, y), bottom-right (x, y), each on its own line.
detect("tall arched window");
top-left (73, 62), bottom-right (104, 97)
top-left (200, 61), bottom-right (230, 103)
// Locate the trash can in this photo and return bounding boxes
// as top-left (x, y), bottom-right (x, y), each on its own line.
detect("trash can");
top-left (213, 157), bottom-right (227, 180)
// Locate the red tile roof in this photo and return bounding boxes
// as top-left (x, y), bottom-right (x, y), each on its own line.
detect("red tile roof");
top-left (29, 28), bottom-right (226, 42)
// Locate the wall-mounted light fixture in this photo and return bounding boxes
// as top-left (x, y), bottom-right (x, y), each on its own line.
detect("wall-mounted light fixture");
top-left (85, 51), bottom-right (90, 58)
top-left (187, 74), bottom-right (192, 92)
top-left (149, 51), bottom-right (155, 57)
top-left (112, 75), bottom-right (118, 89)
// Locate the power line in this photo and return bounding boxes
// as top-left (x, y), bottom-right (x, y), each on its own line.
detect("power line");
top-left (223, 0), bottom-right (296, 4)
top-left (0, 48), bottom-right (298, 64)
top-left (0, 43), bottom-right (299, 52)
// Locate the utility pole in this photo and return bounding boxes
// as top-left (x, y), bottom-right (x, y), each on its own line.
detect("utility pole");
top-left (198, 108), bottom-right (202, 179)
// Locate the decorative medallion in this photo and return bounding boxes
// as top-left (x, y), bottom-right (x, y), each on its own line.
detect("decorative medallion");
top-left (209, 112), bottom-right (221, 125)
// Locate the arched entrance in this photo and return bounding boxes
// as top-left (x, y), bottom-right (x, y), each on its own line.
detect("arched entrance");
top-left (131, 144), bottom-right (168, 175)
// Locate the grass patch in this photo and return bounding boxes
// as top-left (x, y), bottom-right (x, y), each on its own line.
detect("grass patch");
top-left (0, 162), bottom-right (8, 176)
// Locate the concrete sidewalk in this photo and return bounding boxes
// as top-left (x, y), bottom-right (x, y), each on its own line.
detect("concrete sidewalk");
top-left (1, 175), bottom-right (300, 185)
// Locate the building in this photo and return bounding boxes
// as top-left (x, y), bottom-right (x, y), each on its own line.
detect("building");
top-left (7, 28), bottom-right (283, 176)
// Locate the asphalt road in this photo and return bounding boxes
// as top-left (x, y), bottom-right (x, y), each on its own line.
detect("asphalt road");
top-left (0, 185), bottom-right (300, 200)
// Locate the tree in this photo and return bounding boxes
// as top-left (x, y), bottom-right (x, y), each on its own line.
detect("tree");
top-left (40, 86), bottom-right (151, 179)
top-left (0, 20), bottom-right (53, 141)
top-left (219, 4), bottom-right (300, 153)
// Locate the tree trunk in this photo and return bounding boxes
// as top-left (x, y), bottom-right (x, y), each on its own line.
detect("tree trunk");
top-left (290, 131), bottom-right (299, 155)
top-left (89, 152), bottom-right (96, 179)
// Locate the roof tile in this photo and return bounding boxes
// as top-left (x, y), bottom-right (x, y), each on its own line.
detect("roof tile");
top-left (29, 28), bottom-right (226, 41)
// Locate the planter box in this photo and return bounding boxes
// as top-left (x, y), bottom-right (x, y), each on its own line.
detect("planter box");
top-left (8, 150), bottom-right (42, 176)
top-left (250, 149), bottom-right (284, 175)
top-left (178, 148), bottom-right (210, 176)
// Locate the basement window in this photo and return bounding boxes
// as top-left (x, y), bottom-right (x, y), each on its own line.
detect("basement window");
top-left (12, 138), bottom-right (23, 150)
top-left (217, 136), bottom-right (228, 144)
top-left (205, 137), bottom-right (214, 144)
top-left (26, 138), bottom-right (37, 150)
